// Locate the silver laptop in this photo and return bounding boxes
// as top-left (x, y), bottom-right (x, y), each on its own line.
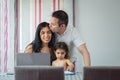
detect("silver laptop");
top-left (15, 66), bottom-right (64, 80)
top-left (16, 53), bottom-right (50, 66)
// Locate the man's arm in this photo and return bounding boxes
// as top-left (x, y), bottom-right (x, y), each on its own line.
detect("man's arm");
top-left (78, 43), bottom-right (91, 66)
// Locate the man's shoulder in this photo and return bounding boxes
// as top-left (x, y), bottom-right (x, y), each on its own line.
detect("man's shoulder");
top-left (67, 25), bottom-right (78, 31)
top-left (66, 25), bottom-right (75, 32)
top-left (67, 25), bottom-right (74, 29)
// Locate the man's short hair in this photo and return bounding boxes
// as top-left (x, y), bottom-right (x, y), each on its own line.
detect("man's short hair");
top-left (52, 10), bottom-right (68, 26)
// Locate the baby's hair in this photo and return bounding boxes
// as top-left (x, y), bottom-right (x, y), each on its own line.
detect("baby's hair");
top-left (54, 42), bottom-right (69, 58)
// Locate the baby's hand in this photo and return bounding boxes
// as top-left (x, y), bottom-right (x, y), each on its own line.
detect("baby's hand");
top-left (66, 66), bottom-right (73, 72)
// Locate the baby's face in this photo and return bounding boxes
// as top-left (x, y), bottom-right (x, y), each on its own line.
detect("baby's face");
top-left (55, 48), bottom-right (66, 60)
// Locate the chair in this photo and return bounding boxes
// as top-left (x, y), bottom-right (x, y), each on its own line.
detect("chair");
top-left (15, 66), bottom-right (64, 80)
top-left (83, 66), bottom-right (120, 80)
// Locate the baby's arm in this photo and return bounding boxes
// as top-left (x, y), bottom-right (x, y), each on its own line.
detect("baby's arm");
top-left (66, 59), bottom-right (74, 71)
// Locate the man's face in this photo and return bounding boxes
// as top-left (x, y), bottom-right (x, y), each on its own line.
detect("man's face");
top-left (49, 17), bottom-right (61, 33)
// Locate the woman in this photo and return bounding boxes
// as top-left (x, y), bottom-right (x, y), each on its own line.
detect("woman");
top-left (25, 22), bottom-right (56, 54)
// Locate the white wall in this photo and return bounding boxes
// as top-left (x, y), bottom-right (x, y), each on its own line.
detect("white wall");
top-left (75, 0), bottom-right (120, 66)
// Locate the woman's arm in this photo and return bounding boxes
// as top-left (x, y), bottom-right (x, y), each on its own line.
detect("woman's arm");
top-left (24, 44), bottom-right (33, 53)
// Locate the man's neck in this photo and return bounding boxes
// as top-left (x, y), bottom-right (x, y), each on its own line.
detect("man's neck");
top-left (57, 26), bottom-right (66, 35)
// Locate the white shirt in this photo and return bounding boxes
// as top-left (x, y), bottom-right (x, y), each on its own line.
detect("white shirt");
top-left (56, 25), bottom-right (85, 72)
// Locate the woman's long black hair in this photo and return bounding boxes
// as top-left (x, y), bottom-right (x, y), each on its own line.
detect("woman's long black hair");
top-left (32, 22), bottom-right (56, 52)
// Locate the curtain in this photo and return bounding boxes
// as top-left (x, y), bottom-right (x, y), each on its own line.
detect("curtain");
top-left (0, 0), bottom-right (15, 73)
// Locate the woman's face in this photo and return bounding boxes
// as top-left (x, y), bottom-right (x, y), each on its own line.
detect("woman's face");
top-left (40, 26), bottom-right (52, 44)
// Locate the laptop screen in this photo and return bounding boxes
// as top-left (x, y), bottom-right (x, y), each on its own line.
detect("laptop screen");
top-left (15, 53), bottom-right (50, 66)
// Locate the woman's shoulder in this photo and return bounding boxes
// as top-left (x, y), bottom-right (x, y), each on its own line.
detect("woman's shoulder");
top-left (24, 44), bottom-right (33, 54)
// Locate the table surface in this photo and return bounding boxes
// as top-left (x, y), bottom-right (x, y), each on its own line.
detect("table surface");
top-left (0, 72), bottom-right (83, 80)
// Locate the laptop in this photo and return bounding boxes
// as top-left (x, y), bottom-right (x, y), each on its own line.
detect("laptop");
top-left (83, 66), bottom-right (120, 80)
top-left (15, 66), bottom-right (64, 80)
top-left (15, 53), bottom-right (50, 66)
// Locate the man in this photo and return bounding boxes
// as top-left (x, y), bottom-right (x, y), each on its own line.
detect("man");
top-left (49, 10), bottom-right (91, 71)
